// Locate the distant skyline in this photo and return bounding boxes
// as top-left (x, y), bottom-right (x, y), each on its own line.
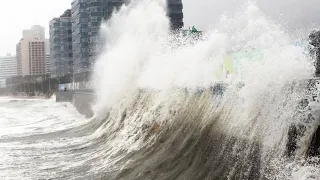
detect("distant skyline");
top-left (0, 0), bottom-right (72, 56)
top-left (1, 0), bottom-right (320, 56)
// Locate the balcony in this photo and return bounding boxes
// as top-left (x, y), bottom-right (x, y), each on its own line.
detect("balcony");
top-left (108, 2), bottom-right (124, 6)
top-left (167, 12), bottom-right (183, 19)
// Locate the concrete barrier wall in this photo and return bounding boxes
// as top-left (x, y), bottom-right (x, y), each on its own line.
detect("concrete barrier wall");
top-left (73, 92), bottom-right (96, 118)
top-left (63, 81), bottom-right (93, 90)
top-left (56, 91), bottom-right (74, 102)
top-left (56, 87), bottom-right (320, 157)
top-left (56, 90), bottom-right (95, 118)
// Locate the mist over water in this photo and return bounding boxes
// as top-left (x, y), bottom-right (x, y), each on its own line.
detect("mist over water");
top-left (93, 1), bottom-right (314, 110)
top-left (91, 0), bottom-right (319, 179)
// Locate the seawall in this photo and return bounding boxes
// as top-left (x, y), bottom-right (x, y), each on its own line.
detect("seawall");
top-left (55, 83), bottom-right (320, 158)
top-left (56, 89), bottom-right (95, 118)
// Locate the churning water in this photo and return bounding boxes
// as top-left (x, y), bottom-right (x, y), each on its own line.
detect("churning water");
top-left (1, 0), bottom-right (320, 179)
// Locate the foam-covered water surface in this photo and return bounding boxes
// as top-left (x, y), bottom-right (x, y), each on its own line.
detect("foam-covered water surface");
top-left (0, 97), bottom-right (94, 179)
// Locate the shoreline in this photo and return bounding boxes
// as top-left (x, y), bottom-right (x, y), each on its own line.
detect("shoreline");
top-left (0, 94), bottom-right (53, 100)
top-left (9, 96), bottom-right (49, 100)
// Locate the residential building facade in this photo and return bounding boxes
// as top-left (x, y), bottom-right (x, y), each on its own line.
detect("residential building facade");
top-left (45, 39), bottom-right (51, 74)
top-left (17, 25), bottom-right (47, 76)
top-left (71, 0), bottom-right (90, 73)
top-left (71, 0), bottom-right (126, 73)
top-left (88, 0), bottom-right (125, 62)
top-left (16, 38), bottom-right (46, 76)
top-left (0, 55), bottom-right (17, 87)
top-left (167, 0), bottom-right (184, 29)
top-left (70, 0), bottom-right (183, 73)
top-left (49, 9), bottom-right (73, 77)
top-left (46, 54), bottom-right (51, 74)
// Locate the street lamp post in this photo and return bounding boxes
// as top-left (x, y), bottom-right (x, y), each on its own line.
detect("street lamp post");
top-left (48, 74), bottom-right (51, 92)
top-left (72, 70), bottom-right (75, 91)
top-left (33, 76), bottom-right (36, 94)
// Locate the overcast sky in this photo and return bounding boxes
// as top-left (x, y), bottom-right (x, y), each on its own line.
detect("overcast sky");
top-left (0, 0), bottom-right (320, 56)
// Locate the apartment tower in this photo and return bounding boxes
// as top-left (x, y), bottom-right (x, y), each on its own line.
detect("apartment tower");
top-left (16, 25), bottom-right (46, 76)
top-left (49, 9), bottom-right (73, 77)
top-left (71, 0), bottom-right (183, 73)
top-left (0, 54), bottom-right (17, 87)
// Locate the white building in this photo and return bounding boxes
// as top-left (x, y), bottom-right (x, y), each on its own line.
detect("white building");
top-left (22, 25), bottom-right (45, 40)
top-left (46, 54), bottom-right (50, 74)
top-left (45, 39), bottom-right (50, 74)
top-left (16, 25), bottom-right (47, 76)
top-left (0, 55), bottom-right (17, 87)
top-left (16, 38), bottom-right (46, 76)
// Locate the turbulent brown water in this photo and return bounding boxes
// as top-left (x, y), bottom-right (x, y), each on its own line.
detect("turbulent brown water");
top-left (1, 0), bottom-right (320, 179)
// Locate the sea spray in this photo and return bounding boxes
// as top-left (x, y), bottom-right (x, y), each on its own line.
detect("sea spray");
top-left (91, 0), bottom-right (318, 179)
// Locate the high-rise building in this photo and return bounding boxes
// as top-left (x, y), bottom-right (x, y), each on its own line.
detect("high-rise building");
top-left (17, 25), bottom-right (46, 76)
top-left (23, 25), bottom-right (45, 40)
top-left (46, 54), bottom-right (51, 74)
top-left (70, 0), bottom-right (183, 73)
top-left (71, 0), bottom-right (90, 74)
top-left (16, 38), bottom-right (46, 76)
top-left (167, 0), bottom-right (184, 29)
top-left (45, 39), bottom-right (50, 54)
top-left (88, 0), bottom-right (125, 62)
top-left (49, 9), bottom-right (73, 77)
top-left (0, 55), bottom-right (17, 88)
top-left (71, 0), bottom-right (126, 73)
top-left (45, 39), bottom-right (51, 74)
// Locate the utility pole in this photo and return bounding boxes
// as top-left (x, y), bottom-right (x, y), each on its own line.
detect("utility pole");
top-left (72, 72), bottom-right (75, 91)
top-left (33, 77), bottom-right (36, 94)
top-left (48, 74), bottom-right (51, 92)
top-left (41, 75), bottom-right (44, 93)
top-left (72, 62), bottom-right (75, 90)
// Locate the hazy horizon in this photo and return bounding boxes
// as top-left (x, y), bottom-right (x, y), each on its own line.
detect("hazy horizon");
top-left (0, 0), bottom-right (320, 56)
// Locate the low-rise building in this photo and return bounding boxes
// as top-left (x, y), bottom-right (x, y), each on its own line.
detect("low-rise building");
top-left (0, 55), bottom-right (17, 87)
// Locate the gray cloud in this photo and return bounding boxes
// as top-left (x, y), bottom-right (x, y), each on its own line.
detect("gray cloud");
top-left (182, 0), bottom-right (320, 32)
